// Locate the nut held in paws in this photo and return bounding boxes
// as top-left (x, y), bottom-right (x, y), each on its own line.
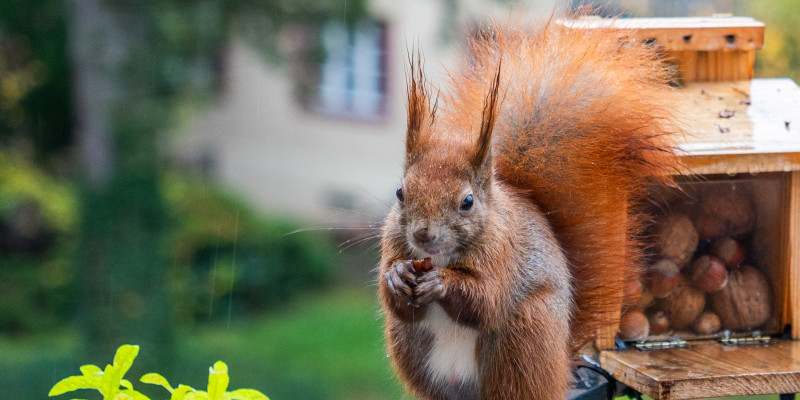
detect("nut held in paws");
top-left (411, 257), bottom-right (434, 274)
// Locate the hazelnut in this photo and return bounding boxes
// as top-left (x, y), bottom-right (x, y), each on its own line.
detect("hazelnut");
top-left (690, 255), bottom-right (728, 293)
top-left (624, 278), bottom-right (643, 308)
top-left (711, 265), bottom-right (772, 331)
top-left (693, 311), bottom-right (722, 334)
top-left (637, 288), bottom-right (655, 310)
top-left (710, 237), bottom-right (745, 269)
top-left (657, 278), bottom-right (706, 330)
top-left (648, 311), bottom-right (670, 335)
top-left (655, 214), bottom-right (698, 267)
top-left (649, 259), bottom-right (682, 299)
top-left (618, 310), bottom-right (650, 341)
top-left (412, 257), bottom-right (434, 274)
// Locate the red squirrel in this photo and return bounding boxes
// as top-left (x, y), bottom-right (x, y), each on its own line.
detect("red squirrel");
top-left (379, 18), bottom-right (681, 400)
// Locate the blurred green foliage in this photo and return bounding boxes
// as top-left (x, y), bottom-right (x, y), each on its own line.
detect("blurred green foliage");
top-left (0, 0), bottom-right (71, 161)
top-left (747, 0), bottom-right (800, 82)
top-left (164, 173), bottom-right (336, 322)
top-left (0, 0), bottom-right (363, 379)
top-left (0, 153), bottom-right (75, 333)
top-left (0, 153), bottom-right (336, 333)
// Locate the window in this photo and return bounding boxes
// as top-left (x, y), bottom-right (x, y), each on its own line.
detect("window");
top-left (313, 20), bottom-right (387, 120)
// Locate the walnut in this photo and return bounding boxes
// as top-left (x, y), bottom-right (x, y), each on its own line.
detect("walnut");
top-left (711, 265), bottom-right (772, 331)
top-left (699, 187), bottom-right (755, 238)
top-left (655, 214), bottom-right (698, 267)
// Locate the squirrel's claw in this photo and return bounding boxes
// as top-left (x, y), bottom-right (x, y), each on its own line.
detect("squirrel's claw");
top-left (413, 268), bottom-right (447, 306)
top-left (385, 260), bottom-right (417, 300)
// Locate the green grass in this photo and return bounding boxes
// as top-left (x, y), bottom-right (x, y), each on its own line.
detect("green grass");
top-left (175, 287), bottom-right (408, 400)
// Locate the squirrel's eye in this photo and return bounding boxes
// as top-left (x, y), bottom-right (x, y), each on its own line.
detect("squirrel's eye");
top-left (396, 186), bottom-right (404, 202)
top-left (460, 194), bottom-right (474, 211)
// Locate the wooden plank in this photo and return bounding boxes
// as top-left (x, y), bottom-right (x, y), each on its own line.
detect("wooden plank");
top-left (674, 50), bottom-right (697, 83)
top-left (673, 79), bottom-right (800, 175)
top-left (747, 174), bottom-right (788, 335)
top-left (680, 153), bottom-right (800, 176)
top-left (790, 171), bottom-right (800, 338)
top-left (601, 340), bottom-right (800, 399)
top-left (560, 17), bottom-right (764, 51)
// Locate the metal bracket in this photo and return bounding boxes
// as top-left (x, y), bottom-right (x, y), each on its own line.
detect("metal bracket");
top-left (717, 330), bottom-right (771, 346)
top-left (633, 338), bottom-right (689, 351)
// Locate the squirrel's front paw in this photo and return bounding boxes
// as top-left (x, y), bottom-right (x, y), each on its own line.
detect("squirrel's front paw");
top-left (413, 268), bottom-right (446, 307)
top-left (384, 260), bottom-right (417, 306)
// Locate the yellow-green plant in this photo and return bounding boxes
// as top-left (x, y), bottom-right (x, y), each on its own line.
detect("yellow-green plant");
top-left (49, 344), bottom-right (269, 400)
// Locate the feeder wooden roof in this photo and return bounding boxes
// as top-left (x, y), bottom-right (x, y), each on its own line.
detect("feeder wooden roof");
top-left (562, 16), bottom-right (764, 51)
top-left (677, 78), bottom-right (800, 175)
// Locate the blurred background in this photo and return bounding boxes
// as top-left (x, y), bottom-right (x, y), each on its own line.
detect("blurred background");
top-left (0, 0), bottom-right (798, 399)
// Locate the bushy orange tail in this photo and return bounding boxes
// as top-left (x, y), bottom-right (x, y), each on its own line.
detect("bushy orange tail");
top-left (442, 19), bottom-right (682, 350)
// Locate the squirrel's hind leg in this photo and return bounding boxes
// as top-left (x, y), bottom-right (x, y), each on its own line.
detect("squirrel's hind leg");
top-left (481, 291), bottom-right (572, 400)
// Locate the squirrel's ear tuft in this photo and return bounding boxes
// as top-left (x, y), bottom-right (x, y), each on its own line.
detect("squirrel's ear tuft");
top-left (406, 49), bottom-right (434, 159)
top-left (473, 61), bottom-right (501, 169)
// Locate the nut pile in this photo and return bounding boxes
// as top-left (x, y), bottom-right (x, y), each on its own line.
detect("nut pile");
top-left (618, 184), bottom-right (773, 341)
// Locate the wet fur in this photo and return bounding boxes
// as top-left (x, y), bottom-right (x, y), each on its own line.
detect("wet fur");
top-left (379, 18), bottom-right (680, 399)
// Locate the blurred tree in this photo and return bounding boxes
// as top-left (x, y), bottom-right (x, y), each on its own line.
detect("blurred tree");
top-left (746, 0), bottom-right (800, 82)
top-left (62, 0), bottom-right (366, 372)
top-left (0, 0), bottom-right (71, 162)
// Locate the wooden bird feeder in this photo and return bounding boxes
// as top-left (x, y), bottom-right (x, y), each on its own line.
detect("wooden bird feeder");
top-left (566, 16), bottom-right (800, 399)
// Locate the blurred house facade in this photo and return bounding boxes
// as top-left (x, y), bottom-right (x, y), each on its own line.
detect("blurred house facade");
top-left (171, 0), bottom-right (556, 223)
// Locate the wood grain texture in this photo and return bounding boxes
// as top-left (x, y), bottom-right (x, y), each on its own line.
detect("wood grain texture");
top-left (601, 340), bottom-right (800, 399)
top-left (667, 50), bottom-right (754, 82)
top-left (748, 175), bottom-right (786, 335)
top-left (673, 79), bottom-right (800, 175)
top-left (790, 171), bottom-right (800, 339)
top-left (560, 16), bottom-right (764, 51)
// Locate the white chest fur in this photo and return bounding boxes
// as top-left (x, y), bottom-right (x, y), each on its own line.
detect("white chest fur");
top-left (419, 303), bottom-right (480, 384)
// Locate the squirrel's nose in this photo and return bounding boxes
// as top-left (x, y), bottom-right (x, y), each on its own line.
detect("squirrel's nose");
top-left (413, 227), bottom-right (436, 244)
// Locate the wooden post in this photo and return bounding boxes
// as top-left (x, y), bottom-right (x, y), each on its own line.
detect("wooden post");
top-left (789, 171), bottom-right (800, 338)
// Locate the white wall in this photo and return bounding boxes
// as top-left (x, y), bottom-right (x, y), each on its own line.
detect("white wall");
top-left (171, 0), bottom-right (556, 224)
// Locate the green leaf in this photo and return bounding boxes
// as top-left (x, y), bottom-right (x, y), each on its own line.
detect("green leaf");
top-left (141, 373), bottom-right (173, 392)
top-left (49, 375), bottom-right (101, 396)
top-left (120, 379), bottom-right (133, 390)
top-left (224, 389), bottom-right (270, 400)
top-left (112, 345), bottom-right (140, 378)
top-left (101, 363), bottom-right (119, 399)
top-left (207, 362), bottom-right (229, 400)
top-left (170, 385), bottom-right (194, 400)
top-left (119, 389), bottom-right (151, 400)
top-left (102, 345), bottom-right (140, 399)
top-left (184, 390), bottom-right (208, 400)
top-left (80, 365), bottom-right (103, 377)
